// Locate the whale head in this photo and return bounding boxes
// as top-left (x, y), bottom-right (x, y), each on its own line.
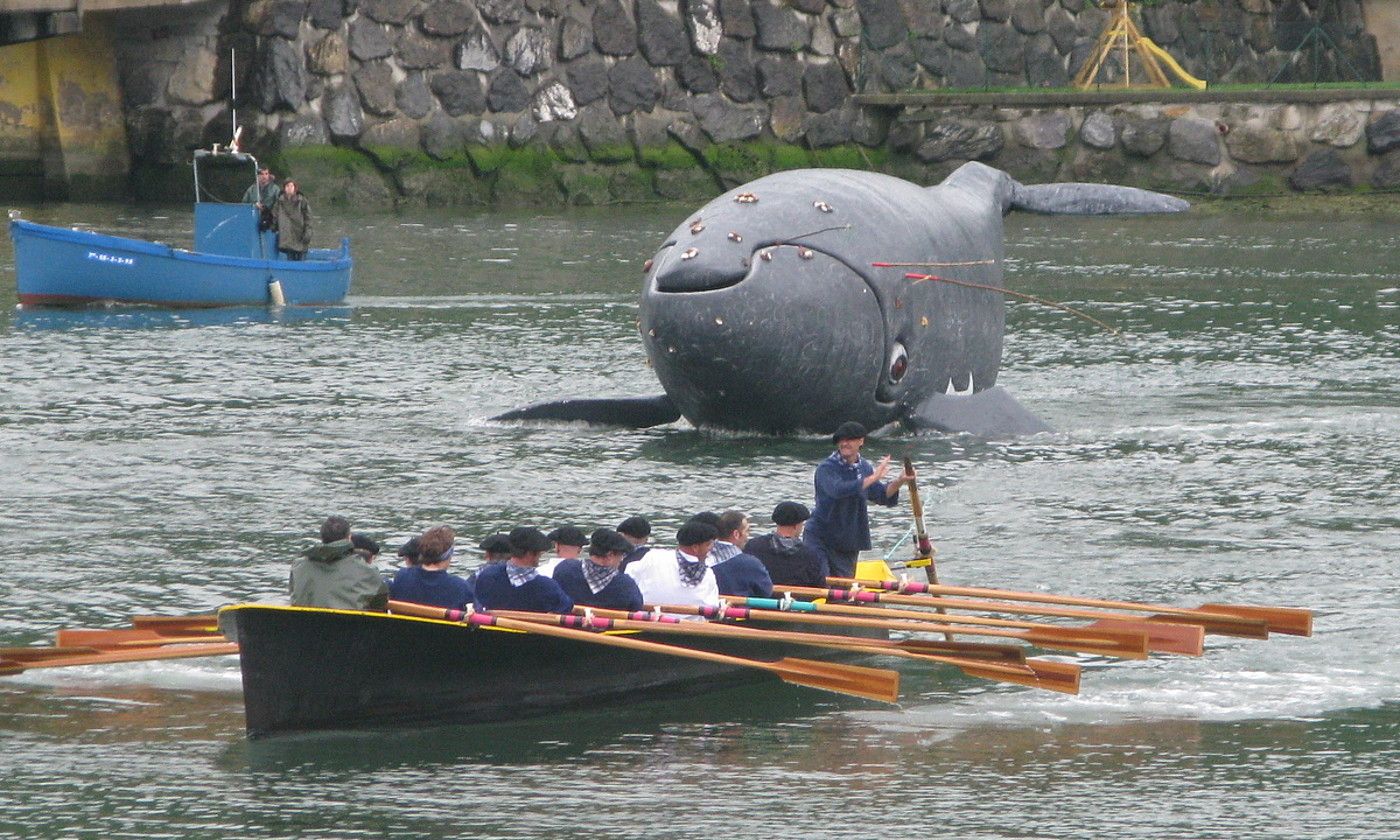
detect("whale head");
top-left (639, 169), bottom-right (1006, 434)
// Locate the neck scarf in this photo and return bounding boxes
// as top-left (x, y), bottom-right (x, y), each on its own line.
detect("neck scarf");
top-left (582, 559), bottom-right (620, 594)
top-left (710, 541), bottom-right (740, 564)
top-left (774, 534), bottom-right (801, 553)
top-left (506, 562), bottom-right (539, 587)
top-left (677, 550), bottom-right (707, 587)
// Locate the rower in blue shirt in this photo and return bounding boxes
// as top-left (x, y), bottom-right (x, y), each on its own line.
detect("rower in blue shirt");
top-left (710, 510), bottom-right (773, 597)
top-left (803, 421), bottom-right (914, 579)
top-left (474, 526), bottom-right (574, 613)
top-left (553, 528), bottom-right (645, 611)
top-left (387, 525), bottom-right (474, 609)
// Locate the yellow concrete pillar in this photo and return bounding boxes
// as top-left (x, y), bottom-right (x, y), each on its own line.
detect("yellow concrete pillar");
top-left (0, 16), bottom-right (130, 199)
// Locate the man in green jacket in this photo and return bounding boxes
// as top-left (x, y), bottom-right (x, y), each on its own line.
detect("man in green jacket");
top-left (290, 516), bottom-right (389, 611)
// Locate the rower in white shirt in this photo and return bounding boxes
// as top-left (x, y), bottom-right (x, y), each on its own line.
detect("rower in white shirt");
top-left (624, 521), bottom-right (721, 613)
top-left (539, 524), bottom-right (586, 577)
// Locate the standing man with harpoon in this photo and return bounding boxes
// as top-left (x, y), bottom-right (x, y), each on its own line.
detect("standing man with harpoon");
top-left (802, 421), bottom-right (913, 579)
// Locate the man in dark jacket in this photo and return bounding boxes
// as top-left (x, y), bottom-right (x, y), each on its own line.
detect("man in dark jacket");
top-left (473, 527), bottom-right (574, 613)
top-left (744, 501), bottom-right (827, 588)
top-left (272, 179), bottom-right (312, 260)
top-left (289, 516), bottom-right (389, 611)
top-left (803, 421), bottom-right (913, 578)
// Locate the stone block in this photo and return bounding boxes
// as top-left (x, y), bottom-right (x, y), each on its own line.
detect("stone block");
top-left (349, 19), bottom-right (394, 61)
top-left (354, 61), bottom-right (399, 116)
top-left (432, 70), bottom-right (487, 116)
top-left (1288, 149), bottom-right (1352, 191)
top-left (1372, 150), bottom-right (1400, 189)
top-left (325, 84), bottom-right (366, 139)
top-left (805, 106), bottom-right (853, 147)
top-left (307, 32), bottom-right (349, 76)
top-left (1168, 117), bottom-right (1221, 166)
top-left (560, 13), bottom-right (594, 60)
top-left (916, 120), bottom-right (1004, 162)
top-left (978, 21), bottom-right (1024, 75)
top-left (980, 0), bottom-right (1010, 22)
top-left (685, 0), bottom-right (724, 55)
top-left (638, 0), bottom-right (691, 65)
top-left (1010, 0), bottom-right (1044, 34)
top-left (421, 109), bottom-right (465, 158)
top-left (679, 55), bottom-right (721, 93)
top-left (1367, 110), bottom-right (1400, 155)
top-left (1120, 114), bottom-right (1168, 157)
top-left (360, 0), bottom-right (417, 24)
top-left (566, 58), bottom-right (610, 105)
top-left (167, 46), bottom-right (220, 106)
top-left (505, 27), bottom-right (553, 76)
top-left (1224, 122), bottom-right (1301, 164)
top-left (1015, 111), bottom-right (1070, 149)
top-left (719, 0), bottom-right (756, 39)
top-left (487, 68), bottom-right (531, 113)
top-left (279, 111), bottom-right (331, 147)
top-left (396, 73), bottom-right (434, 119)
top-left (362, 116), bottom-right (422, 151)
top-left (692, 92), bottom-right (765, 141)
top-left (257, 37), bottom-right (307, 112)
top-left (455, 30), bottom-right (501, 72)
top-left (757, 57), bottom-right (803, 97)
top-left (858, 0), bottom-right (907, 50)
top-left (1080, 110), bottom-right (1115, 149)
top-left (768, 94), bottom-right (805, 141)
top-left (421, 0), bottom-right (475, 37)
top-left (1309, 103), bottom-right (1363, 148)
top-left (398, 29), bottom-right (453, 69)
top-left (478, 0), bottom-right (525, 25)
top-left (532, 80), bottom-right (578, 122)
top-left (308, 0), bottom-right (343, 30)
top-left (803, 60), bottom-right (848, 114)
top-left (608, 57), bottom-right (661, 115)
top-left (718, 38), bottom-right (759, 102)
top-left (594, 0), bottom-right (638, 56)
top-left (754, 1), bottom-right (810, 52)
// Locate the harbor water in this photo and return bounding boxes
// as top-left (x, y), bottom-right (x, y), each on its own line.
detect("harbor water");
top-left (0, 199), bottom-right (1396, 839)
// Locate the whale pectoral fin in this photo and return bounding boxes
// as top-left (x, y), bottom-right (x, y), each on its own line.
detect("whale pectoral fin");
top-left (1011, 182), bottom-right (1189, 215)
top-left (907, 386), bottom-right (1053, 437)
top-left (491, 395), bottom-right (681, 428)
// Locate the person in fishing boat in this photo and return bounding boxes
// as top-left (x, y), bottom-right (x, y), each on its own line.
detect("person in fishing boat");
top-left (289, 515), bottom-right (390, 611)
top-left (272, 179), bottom-right (312, 261)
top-left (616, 516), bottom-right (652, 568)
top-left (743, 502), bottom-right (826, 588)
top-left (710, 511), bottom-right (774, 598)
top-left (473, 526), bottom-right (574, 613)
top-left (552, 528), bottom-right (645, 611)
top-left (804, 421), bottom-right (914, 579)
top-left (624, 521), bottom-right (721, 610)
top-left (242, 166), bottom-right (279, 230)
top-left (539, 525), bottom-right (586, 577)
top-left (387, 525), bottom-right (474, 610)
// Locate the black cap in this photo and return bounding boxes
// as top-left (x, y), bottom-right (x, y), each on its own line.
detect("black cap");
top-left (616, 515), bottom-right (651, 539)
top-left (831, 420), bottom-right (868, 444)
top-left (771, 501), bottom-right (811, 526)
top-left (547, 525), bottom-right (587, 547)
top-left (478, 533), bottom-right (512, 555)
top-left (508, 526), bottom-right (552, 554)
top-left (588, 528), bottom-right (633, 556)
top-left (689, 511), bottom-right (720, 528)
top-left (351, 533), bottom-right (381, 556)
top-left (397, 536), bottom-right (421, 559)
top-left (676, 521), bottom-right (718, 547)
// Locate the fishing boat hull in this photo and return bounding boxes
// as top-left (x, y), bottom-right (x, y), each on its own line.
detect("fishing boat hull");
top-left (10, 218), bottom-right (351, 308)
top-left (219, 604), bottom-right (884, 738)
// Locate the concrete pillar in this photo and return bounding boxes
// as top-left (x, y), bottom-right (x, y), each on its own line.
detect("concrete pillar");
top-left (0, 16), bottom-right (130, 200)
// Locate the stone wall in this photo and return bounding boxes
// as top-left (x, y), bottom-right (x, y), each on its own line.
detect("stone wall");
top-left (100, 0), bottom-right (1393, 205)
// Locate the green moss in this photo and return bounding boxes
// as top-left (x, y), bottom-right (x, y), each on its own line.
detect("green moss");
top-left (466, 144), bottom-right (512, 174)
top-left (276, 145), bottom-right (378, 174)
top-left (768, 143), bottom-right (812, 171)
top-left (639, 141), bottom-right (698, 171)
top-left (556, 166), bottom-right (612, 205)
top-left (808, 145), bottom-right (875, 170)
top-left (608, 168), bottom-right (656, 203)
top-left (494, 156), bottom-right (564, 206)
top-left (588, 143), bottom-right (635, 165)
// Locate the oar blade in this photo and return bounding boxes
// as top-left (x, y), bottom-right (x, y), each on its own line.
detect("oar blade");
top-left (1089, 618), bottom-right (1204, 656)
top-left (1198, 603), bottom-right (1313, 637)
top-left (0, 646), bottom-right (103, 662)
top-left (0, 643), bottom-right (239, 674)
top-left (773, 657), bottom-right (900, 704)
top-left (895, 638), bottom-right (1026, 663)
top-left (129, 615), bottom-right (221, 633)
top-left (1018, 626), bottom-right (1149, 660)
top-left (1149, 612), bottom-right (1269, 639)
top-left (955, 658), bottom-right (1081, 695)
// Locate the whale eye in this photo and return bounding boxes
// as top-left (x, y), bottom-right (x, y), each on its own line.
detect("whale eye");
top-left (887, 343), bottom-right (908, 383)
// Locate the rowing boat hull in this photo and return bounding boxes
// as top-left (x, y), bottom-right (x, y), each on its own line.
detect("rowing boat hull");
top-left (11, 219), bottom-right (351, 308)
top-left (219, 605), bottom-right (883, 738)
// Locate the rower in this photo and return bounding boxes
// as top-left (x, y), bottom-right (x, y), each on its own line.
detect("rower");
top-left (743, 501), bottom-right (825, 588)
top-left (540, 525), bottom-right (586, 577)
top-left (710, 511), bottom-right (773, 598)
top-left (473, 526), bottom-right (574, 613)
top-left (624, 521), bottom-right (721, 611)
top-left (552, 528), bottom-right (644, 611)
top-left (387, 525), bottom-right (474, 610)
top-left (616, 516), bottom-right (652, 569)
top-left (289, 516), bottom-right (389, 611)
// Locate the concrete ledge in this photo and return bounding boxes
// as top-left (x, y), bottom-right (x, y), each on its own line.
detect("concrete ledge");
top-left (855, 88), bottom-right (1400, 108)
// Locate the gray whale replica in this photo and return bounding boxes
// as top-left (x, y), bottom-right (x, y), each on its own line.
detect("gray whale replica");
top-left (496, 163), bottom-right (1187, 437)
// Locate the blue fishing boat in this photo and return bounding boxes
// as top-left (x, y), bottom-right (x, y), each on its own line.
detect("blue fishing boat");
top-left (9, 149), bottom-right (351, 308)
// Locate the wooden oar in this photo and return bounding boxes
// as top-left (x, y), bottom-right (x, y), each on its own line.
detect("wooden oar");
top-left (731, 595), bottom-right (1154, 659)
top-left (384, 601), bottom-right (899, 704)
top-left (903, 456), bottom-right (952, 642)
top-left (56, 626), bottom-right (223, 648)
top-left (129, 614), bottom-right (221, 633)
top-left (1, 646), bottom-right (103, 662)
top-left (813, 583), bottom-right (1270, 639)
top-left (832, 577), bottom-right (1311, 637)
top-left (0, 642), bottom-right (239, 676)
top-left (493, 609), bottom-right (1078, 695)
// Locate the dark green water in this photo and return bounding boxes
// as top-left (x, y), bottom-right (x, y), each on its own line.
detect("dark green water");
top-left (0, 200), bottom-right (1396, 839)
